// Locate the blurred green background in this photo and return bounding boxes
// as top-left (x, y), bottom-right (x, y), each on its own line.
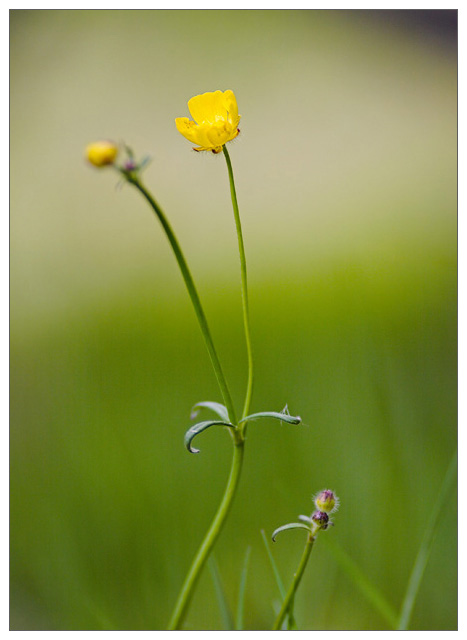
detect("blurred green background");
top-left (10, 9), bottom-right (457, 630)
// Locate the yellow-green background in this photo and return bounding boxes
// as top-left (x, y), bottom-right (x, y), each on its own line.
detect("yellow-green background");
top-left (10, 9), bottom-right (457, 630)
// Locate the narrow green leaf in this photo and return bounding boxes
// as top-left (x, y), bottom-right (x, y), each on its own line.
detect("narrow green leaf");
top-left (398, 450), bottom-right (457, 630)
top-left (261, 530), bottom-right (286, 599)
top-left (260, 530), bottom-right (297, 629)
top-left (184, 420), bottom-right (235, 453)
top-left (272, 522), bottom-right (310, 542)
top-left (208, 555), bottom-right (234, 630)
top-left (235, 546), bottom-right (252, 630)
top-left (239, 411), bottom-right (301, 426)
top-left (323, 536), bottom-right (399, 629)
top-left (190, 401), bottom-right (230, 422)
top-left (138, 155), bottom-right (152, 171)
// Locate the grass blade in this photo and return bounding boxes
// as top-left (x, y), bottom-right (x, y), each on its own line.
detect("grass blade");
top-left (208, 555), bottom-right (234, 630)
top-left (260, 530), bottom-right (297, 630)
top-left (323, 536), bottom-right (399, 629)
top-left (235, 546), bottom-right (252, 630)
top-left (261, 529), bottom-right (286, 598)
top-left (398, 450), bottom-right (457, 630)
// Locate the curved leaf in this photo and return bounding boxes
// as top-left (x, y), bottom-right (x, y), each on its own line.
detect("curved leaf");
top-left (190, 401), bottom-right (230, 422)
top-left (272, 522), bottom-right (310, 542)
top-left (298, 515), bottom-right (312, 524)
top-left (239, 411), bottom-right (301, 426)
top-left (184, 420), bottom-right (235, 453)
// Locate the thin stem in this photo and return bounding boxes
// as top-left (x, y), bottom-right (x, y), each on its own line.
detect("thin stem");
top-left (235, 545), bottom-right (252, 630)
top-left (397, 450), bottom-right (457, 630)
top-left (272, 534), bottom-right (315, 631)
top-left (223, 146), bottom-right (254, 422)
top-left (127, 176), bottom-right (237, 426)
top-left (167, 441), bottom-right (245, 629)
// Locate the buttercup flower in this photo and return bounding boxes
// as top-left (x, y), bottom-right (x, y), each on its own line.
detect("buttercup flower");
top-left (85, 141), bottom-right (118, 167)
top-left (175, 90), bottom-right (241, 153)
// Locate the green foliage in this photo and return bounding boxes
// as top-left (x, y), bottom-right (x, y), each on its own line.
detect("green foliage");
top-left (190, 401), bottom-right (230, 423)
top-left (261, 530), bottom-right (297, 630)
top-left (184, 420), bottom-right (235, 453)
top-left (398, 451), bottom-right (458, 630)
top-left (235, 546), bottom-right (251, 630)
top-left (271, 522), bottom-right (311, 542)
top-left (322, 537), bottom-right (399, 629)
top-left (208, 556), bottom-right (234, 630)
top-left (239, 411), bottom-right (302, 426)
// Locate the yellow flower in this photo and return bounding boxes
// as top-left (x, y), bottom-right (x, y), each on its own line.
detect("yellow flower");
top-left (85, 141), bottom-right (118, 167)
top-left (175, 90), bottom-right (241, 153)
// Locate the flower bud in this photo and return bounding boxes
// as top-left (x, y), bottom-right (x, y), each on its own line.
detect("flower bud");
top-left (85, 141), bottom-right (118, 167)
top-left (311, 510), bottom-right (329, 528)
top-left (314, 489), bottom-right (339, 513)
top-left (123, 159), bottom-right (138, 172)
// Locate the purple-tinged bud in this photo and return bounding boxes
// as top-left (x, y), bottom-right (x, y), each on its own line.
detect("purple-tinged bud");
top-left (123, 159), bottom-right (138, 172)
top-left (311, 510), bottom-right (329, 528)
top-left (314, 489), bottom-right (339, 514)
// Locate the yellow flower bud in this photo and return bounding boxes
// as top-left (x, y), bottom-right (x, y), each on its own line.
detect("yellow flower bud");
top-left (85, 141), bottom-right (118, 167)
top-left (314, 489), bottom-right (339, 513)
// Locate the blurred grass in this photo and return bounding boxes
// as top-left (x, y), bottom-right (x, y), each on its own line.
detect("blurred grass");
top-left (10, 9), bottom-right (456, 630)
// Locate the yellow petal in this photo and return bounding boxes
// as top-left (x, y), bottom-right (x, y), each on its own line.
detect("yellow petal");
top-left (175, 117), bottom-right (203, 145)
top-left (206, 123), bottom-right (230, 147)
top-left (188, 90), bottom-right (226, 125)
top-left (222, 90), bottom-right (240, 127)
top-left (195, 123), bottom-right (220, 148)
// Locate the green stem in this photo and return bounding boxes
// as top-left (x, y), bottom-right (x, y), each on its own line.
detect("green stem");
top-left (223, 146), bottom-right (254, 422)
top-left (167, 440), bottom-right (245, 629)
top-left (127, 176), bottom-right (237, 426)
top-left (272, 533), bottom-right (315, 631)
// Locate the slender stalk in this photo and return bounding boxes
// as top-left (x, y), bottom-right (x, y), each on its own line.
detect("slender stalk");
top-left (272, 534), bottom-right (315, 631)
top-left (168, 441), bottom-right (245, 629)
top-left (397, 450), bottom-right (457, 630)
top-left (223, 146), bottom-right (254, 421)
top-left (127, 175), bottom-right (237, 426)
top-left (208, 555), bottom-right (235, 630)
top-left (235, 545), bottom-right (252, 630)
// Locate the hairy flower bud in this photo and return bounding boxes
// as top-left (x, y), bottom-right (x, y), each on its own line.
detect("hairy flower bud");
top-left (311, 510), bottom-right (329, 528)
top-left (314, 489), bottom-right (339, 514)
top-left (85, 141), bottom-right (118, 167)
